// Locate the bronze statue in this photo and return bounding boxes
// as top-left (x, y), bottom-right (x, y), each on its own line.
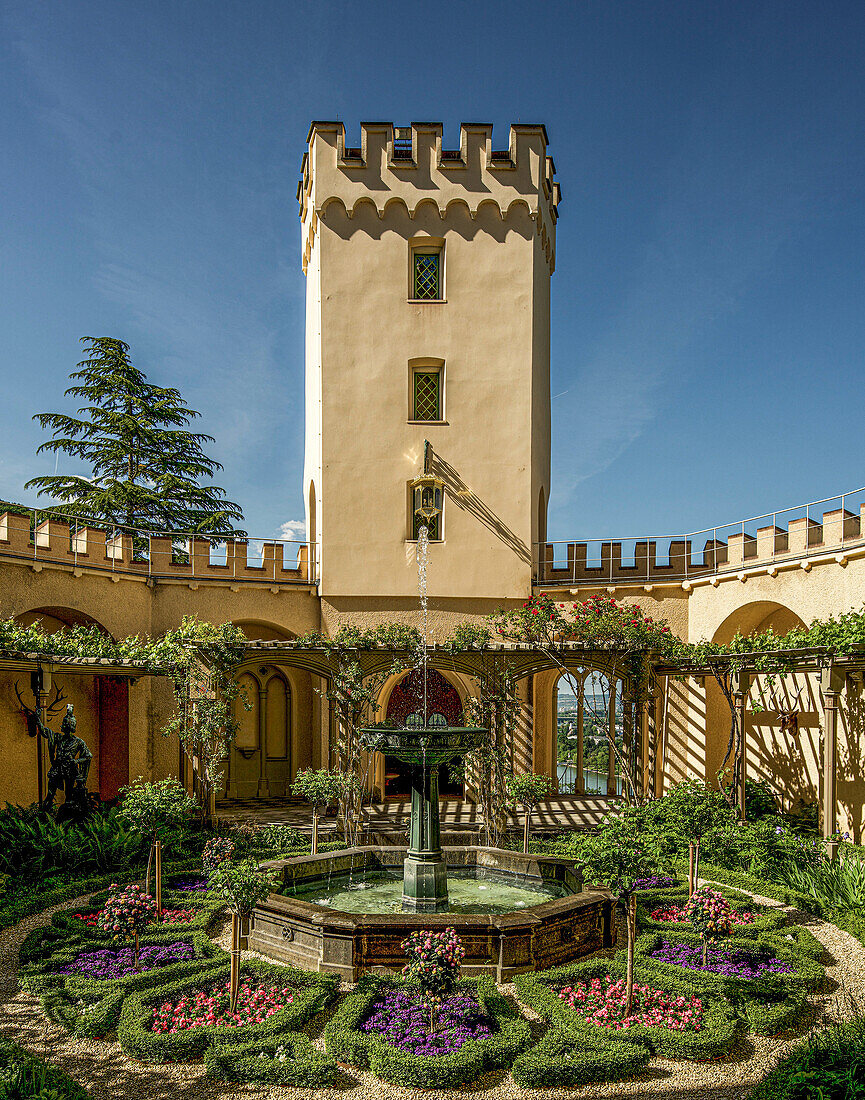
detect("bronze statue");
top-left (16, 682), bottom-right (93, 818)
top-left (40, 704), bottom-right (92, 814)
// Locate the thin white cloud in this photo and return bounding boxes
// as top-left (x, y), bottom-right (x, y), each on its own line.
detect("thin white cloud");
top-left (276, 519), bottom-right (306, 541)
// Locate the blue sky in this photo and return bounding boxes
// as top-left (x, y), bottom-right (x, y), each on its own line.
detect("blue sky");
top-left (2, 1), bottom-right (864, 543)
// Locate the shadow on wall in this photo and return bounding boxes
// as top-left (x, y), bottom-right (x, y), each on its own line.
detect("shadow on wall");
top-left (430, 452), bottom-right (532, 566)
top-left (839, 685), bottom-right (865, 842)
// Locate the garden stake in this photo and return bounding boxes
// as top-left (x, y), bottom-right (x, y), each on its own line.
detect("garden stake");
top-left (230, 912), bottom-right (241, 1013)
top-left (523, 806), bottom-right (531, 854)
top-left (155, 839), bottom-right (162, 919)
top-left (312, 805), bottom-right (318, 855)
top-left (689, 842), bottom-right (695, 897)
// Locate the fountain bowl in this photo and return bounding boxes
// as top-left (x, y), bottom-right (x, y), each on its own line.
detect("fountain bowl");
top-left (249, 846), bottom-right (616, 982)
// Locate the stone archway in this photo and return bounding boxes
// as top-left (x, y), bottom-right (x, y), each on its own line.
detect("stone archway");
top-left (381, 669), bottom-right (464, 798)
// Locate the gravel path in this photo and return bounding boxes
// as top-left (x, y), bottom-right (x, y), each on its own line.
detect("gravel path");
top-left (1, 882), bottom-right (863, 1100)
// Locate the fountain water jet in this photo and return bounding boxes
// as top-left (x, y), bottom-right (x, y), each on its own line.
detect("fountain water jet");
top-left (359, 514), bottom-right (486, 913)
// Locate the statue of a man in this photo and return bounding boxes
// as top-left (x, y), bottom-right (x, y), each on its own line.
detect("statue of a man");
top-left (39, 704), bottom-right (92, 813)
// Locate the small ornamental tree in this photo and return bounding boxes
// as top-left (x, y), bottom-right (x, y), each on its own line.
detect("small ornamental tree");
top-left (684, 886), bottom-right (734, 965)
top-left (402, 927), bottom-right (465, 1033)
top-left (505, 772), bottom-right (554, 853)
top-left (644, 779), bottom-right (730, 896)
top-left (97, 883), bottom-right (157, 970)
top-left (578, 808), bottom-right (658, 1017)
top-left (118, 777), bottom-right (196, 914)
top-left (207, 858), bottom-right (274, 1011)
top-left (202, 836), bottom-right (235, 873)
top-left (290, 768), bottom-right (342, 854)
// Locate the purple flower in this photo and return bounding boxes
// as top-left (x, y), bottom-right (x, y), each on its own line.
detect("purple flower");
top-left (169, 875), bottom-right (209, 892)
top-left (633, 874), bottom-right (677, 891)
top-left (649, 940), bottom-right (794, 979)
top-left (359, 990), bottom-right (492, 1055)
top-left (58, 941), bottom-right (194, 979)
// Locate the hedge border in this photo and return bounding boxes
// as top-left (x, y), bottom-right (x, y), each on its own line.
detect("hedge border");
top-left (323, 974), bottom-right (532, 1089)
top-left (514, 956), bottom-right (740, 1061)
top-left (49, 896), bottom-right (225, 943)
top-left (675, 860), bottom-right (819, 913)
top-left (203, 1032), bottom-right (337, 1087)
top-left (637, 892), bottom-right (789, 939)
top-left (634, 929), bottom-right (825, 1000)
top-left (511, 1025), bottom-right (650, 1089)
top-left (117, 958), bottom-right (337, 1063)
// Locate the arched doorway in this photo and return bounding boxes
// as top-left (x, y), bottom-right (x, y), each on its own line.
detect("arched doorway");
top-left (382, 669), bottom-right (464, 798)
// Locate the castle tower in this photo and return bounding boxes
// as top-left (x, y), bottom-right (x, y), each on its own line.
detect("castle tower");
top-left (298, 122), bottom-right (559, 627)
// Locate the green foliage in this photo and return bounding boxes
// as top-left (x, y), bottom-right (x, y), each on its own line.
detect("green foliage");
top-left (774, 843), bottom-right (865, 914)
top-left (0, 805), bottom-right (148, 881)
top-left (203, 1033), bottom-right (337, 1087)
top-left (641, 780), bottom-right (731, 859)
top-left (323, 975), bottom-right (531, 1089)
top-left (117, 959), bottom-right (337, 1063)
top-left (0, 1037), bottom-right (90, 1099)
top-left (745, 778), bottom-right (780, 820)
top-left (577, 808), bottom-right (659, 899)
top-left (118, 778), bottom-right (195, 842)
top-left (747, 1012), bottom-right (865, 1098)
top-left (511, 1026), bottom-right (650, 1088)
top-left (26, 336), bottom-right (244, 537)
top-left (290, 768), bottom-right (342, 808)
top-left (505, 772), bottom-right (553, 808)
top-left (206, 858), bottom-right (274, 917)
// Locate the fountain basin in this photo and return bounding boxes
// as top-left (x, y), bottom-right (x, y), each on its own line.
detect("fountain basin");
top-left (249, 846), bottom-right (616, 982)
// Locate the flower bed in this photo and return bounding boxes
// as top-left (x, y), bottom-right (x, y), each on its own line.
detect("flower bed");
top-left (635, 930), bottom-right (824, 999)
top-left (324, 975), bottom-right (531, 1089)
top-left (557, 974), bottom-right (703, 1032)
top-left (514, 957), bottom-right (739, 1062)
top-left (118, 959), bottom-right (337, 1064)
top-left (360, 988), bottom-right (492, 1056)
top-left (649, 939), bottom-right (793, 979)
top-left (167, 874), bottom-right (209, 892)
top-left (19, 930), bottom-right (224, 1038)
top-left (151, 977), bottom-right (293, 1033)
top-left (633, 874), bottom-right (680, 892)
top-left (72, 907), bottom-right (197, 929)
top-left (650, 903), bottom-right (756, 927)
top-left (59, 940), bottom-right (194, 980)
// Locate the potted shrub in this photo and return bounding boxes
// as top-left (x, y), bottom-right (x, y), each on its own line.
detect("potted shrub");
top-left (208, 858), bottom-right (274, 1011)
top-left (401, 926), bottom-right (465, 1032)
top-left (290, 768), bottom-right (342, 854)
top-left (97, 882), bottom-right (157, 971)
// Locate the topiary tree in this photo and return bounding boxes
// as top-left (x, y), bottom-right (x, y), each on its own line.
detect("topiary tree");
top-left (202, 836), bottom-right (235, 873)
top-left (645, 779), bottom-right (730, 896)
top-left (118, 777), bottom-right (196, 915)
top-left (402, 926), bottom-right (465, 1033)
top-left (684, 886), bottom-right (733, 965)
top-left (290, 768), bottom-right (342, 854)
top-left (97, 882), bottom-right (156, 970)
top-left (505, 772), bottom-right (554, 853)
top-left (577, 808), bottom-right (658, 1016)
top-left (207, 858), bottom-right (274, 1011)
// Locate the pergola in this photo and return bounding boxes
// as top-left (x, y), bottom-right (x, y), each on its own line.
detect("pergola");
top-left (233, 639), bottom-right (664, 802)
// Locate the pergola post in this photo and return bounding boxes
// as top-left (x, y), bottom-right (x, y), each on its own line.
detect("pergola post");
top-left (574, 674), bottom-right (584, 794)
top-left (731, 671), bottom-right (750, 820)
top-left (821, 663), bottom-right (844, 851)
top-left (607, 679), bottom-right (617, 797)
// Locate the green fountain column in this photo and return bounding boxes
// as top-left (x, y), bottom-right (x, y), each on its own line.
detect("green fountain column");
top-left (402, 758), bottom-right (448, 913)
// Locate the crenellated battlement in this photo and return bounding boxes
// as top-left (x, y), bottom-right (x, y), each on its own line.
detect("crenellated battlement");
top-left (536, 491), bottom-right (865, 587)
top-left (297, 120), bottom-right (559, 273)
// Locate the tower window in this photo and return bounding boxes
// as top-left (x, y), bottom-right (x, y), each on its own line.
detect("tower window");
top-left (412, 249), bottom-right (442, 300)
top-left (413, 370), bottom-right (441, 421)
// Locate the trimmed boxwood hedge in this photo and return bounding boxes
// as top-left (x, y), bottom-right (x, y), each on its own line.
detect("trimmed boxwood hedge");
top-left (760, 925), bottom-right (824, 962)
top-left (323, 974), bottom-right (532, 1089)
top-left (204, 1032), bottom-right (337, 1087)
top-left (514, 956), bottom-right (740, 1061)
top-left (511, 1026), bottom-right (650, 1089)
top-left (675, 860), bottom-right (819, 914)
top-left (117, 958), bottom-right (337, 1063)
top-left (741, 989), bottom-right (808, 1037)
top-left (633, 930), bottom-right (824, 1000)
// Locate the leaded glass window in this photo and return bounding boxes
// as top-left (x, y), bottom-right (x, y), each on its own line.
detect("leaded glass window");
top-left (413, 370), bottom-right (441, 421)
top-left (413, 511), bottom-right (441, 541)
top-left (413, 251), bottom-right (441, 299)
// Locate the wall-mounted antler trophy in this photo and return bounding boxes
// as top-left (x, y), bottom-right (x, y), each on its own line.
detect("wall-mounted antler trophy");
top-left (768, 684), bottom-right (805, 741)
